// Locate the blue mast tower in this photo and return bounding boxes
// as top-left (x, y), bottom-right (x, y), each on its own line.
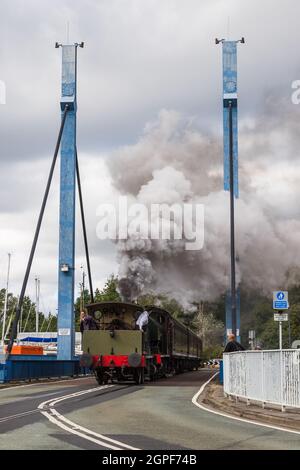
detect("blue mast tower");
top-left (216, 37), bottom-right (244, 342)
top-left (56, 41), bottom-right (84, 360)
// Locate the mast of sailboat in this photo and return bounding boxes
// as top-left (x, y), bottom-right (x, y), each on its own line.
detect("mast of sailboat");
top-left (80, 264), bottom-right (86, 311)
top-left (4, 297), bottom-right (18, 342)
top-left (1, 253), bottom-right (11, 348)
top-left (35, 277), bottom-right (40, 333)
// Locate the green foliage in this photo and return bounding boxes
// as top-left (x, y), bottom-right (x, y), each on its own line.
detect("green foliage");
top-left (202, 345), bottom-right (224, 361)
top-left (74, 288), bottom-right (91, 331)
top-left (3, 272), bottom-right (300, 351)
top-left (137, 292), bottom-right (195, 327)
top-left (94, 275), bottom-right (121, 303)
top-left (239, 283), bottom-right (300, 349)
top-left (0, 289), bottom-right (57, 342)
top-left (137, 281), bottom-right (300, 351)
top-left (74, 275), bottom-right (121, 331)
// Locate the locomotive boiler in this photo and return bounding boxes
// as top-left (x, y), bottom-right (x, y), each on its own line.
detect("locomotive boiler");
top-left (80, 301), bottom-right (202, 384)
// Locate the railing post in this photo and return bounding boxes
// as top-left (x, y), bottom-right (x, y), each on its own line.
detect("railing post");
top-left (261, 351), bottom-right (265, 408)
top-left (219, 358), bottom-right (224, 385)
top-left (280, 350), bottom-right (285, 412)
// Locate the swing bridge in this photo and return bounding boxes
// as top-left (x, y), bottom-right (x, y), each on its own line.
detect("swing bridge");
top-left (0, 38), bottom-right (244, 383)
top-left (0, 42), bottom-right (92, 382)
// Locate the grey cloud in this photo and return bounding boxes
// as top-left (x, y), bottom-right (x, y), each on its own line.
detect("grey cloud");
top-left (1, 0), bottom-right (300, 311)
top-left (2, 0), bottom-right (300, 163)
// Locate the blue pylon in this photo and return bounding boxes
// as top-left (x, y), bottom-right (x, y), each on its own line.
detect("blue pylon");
top-left (56, 43), bottom-right (83, 360)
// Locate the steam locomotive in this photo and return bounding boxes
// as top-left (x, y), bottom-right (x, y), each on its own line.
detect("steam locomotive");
top-left (80, 301), bottom-right (202, 385)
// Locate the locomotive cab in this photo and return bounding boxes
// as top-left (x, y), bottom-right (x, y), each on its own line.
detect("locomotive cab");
top-left (81, 302), bottom-right (146, 384)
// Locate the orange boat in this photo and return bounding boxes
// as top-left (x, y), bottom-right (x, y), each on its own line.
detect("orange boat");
top-left (5, 345), bottom-right (43, 355)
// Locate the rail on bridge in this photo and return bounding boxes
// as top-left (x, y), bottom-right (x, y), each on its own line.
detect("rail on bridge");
top-left (223, 350), bottom-right (300, 411)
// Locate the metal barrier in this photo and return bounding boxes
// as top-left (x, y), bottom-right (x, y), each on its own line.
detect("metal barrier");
top-left (0, 354), bottom-right (90, 383)
top-left (223, 350), bottom-right (300, 411)
top-left (219, 359), bottom-right (224, 385)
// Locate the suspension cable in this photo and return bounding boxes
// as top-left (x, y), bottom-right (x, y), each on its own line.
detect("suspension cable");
top-left (6, 105), bottom-right (69, 356)
top-left (76, 149), bottom-right (94, 303)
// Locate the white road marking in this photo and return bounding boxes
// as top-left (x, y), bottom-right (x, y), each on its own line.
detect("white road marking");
top-left (15, 390), bottom-right (65, 401)
top-left (40, 410), bottom-right (123, 450)
top-left (0, 409), bottom-right (39, 423)
top-left (0, 376), bottom-right (91, 393)
top-left (48, 408), bottom-right (139, 450)
top-left (0, 391), bottom-right (74, 423)
top-left (0, 389), bottom-right (98, 424)
top-left (192, 372), bottom-right (300, 436)
top-left (38, 385), bottom-right (110, 409)
top-left (39, 384), bottom-right (140, 450)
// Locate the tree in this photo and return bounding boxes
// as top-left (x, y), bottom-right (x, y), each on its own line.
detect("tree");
top-left (194, 302), bottom-right (224, 351)
top-left (0, 288), bottom-right (58, 342)
top-left (239, 283), bottom-right (300, 349)
top-left (74, 288), bottom-right (91, 331)
top-left (94, 275), bottom-right (121, 302)
top-left (74, 275), bottom-right (122, 331)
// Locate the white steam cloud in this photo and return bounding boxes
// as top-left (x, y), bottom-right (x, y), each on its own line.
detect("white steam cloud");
top-left (107, 104), bottom-right (300, 306)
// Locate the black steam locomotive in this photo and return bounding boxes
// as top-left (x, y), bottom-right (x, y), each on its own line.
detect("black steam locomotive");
top-left (80, 301), bottom-right (202, 385)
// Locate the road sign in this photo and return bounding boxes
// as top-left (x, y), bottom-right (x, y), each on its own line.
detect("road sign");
top-left (273, 291), bottom-right (288, 310)
top-left (248, 330), bottom-right (255, 339)
top-left (274, 313), bottom-right (288, 321)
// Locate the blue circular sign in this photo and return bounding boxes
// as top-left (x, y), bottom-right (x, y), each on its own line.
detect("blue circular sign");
top-left (276, 291), bottom-right (285, 300)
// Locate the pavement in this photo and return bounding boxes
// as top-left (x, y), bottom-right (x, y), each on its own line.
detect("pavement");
top-left (201, 375), bottom-right (300, 432)
top-left (0, 370), bottom-right (300, 450)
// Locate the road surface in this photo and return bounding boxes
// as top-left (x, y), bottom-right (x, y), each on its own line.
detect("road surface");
top-left (0, 370), bottom-right (299, 450)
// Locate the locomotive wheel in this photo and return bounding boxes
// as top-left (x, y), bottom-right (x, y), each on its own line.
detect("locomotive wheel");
top-left (95, 372), bottom-right (104, 385)
top-left (133, 368), bottom-right (144, 385)
top-left (149, 363), bottom-right (157, 381)
top-left (95, 370), bottom-right (109, 385)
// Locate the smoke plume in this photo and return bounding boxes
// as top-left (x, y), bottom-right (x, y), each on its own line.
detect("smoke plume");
top-left (107, 103), bottom-right (300, 306)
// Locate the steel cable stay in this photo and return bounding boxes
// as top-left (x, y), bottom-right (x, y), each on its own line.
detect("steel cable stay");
top-left (6, 105), bottom-right (70, 356)
top-left (75, 148), bottom-right (94, 304)
top-left (6, 107), bottom-right (95, 356)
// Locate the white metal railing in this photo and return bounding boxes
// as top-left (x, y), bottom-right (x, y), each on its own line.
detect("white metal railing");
top-left (223, 349), bottom-right (300, 410)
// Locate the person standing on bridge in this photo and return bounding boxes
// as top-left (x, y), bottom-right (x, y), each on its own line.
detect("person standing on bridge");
top-left (224, 333), bottom-right (245, 353)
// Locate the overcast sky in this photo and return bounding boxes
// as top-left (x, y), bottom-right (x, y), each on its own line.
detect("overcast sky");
top-left (1, 0), bottom-right (300, 314)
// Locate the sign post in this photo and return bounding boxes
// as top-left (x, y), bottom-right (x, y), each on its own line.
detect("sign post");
top-left (273, 291), bottom-right (289, 350)
top-left (248, 329), bottom-right (256, 350)
top-left (279, 319), bottom-right (283, 350)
